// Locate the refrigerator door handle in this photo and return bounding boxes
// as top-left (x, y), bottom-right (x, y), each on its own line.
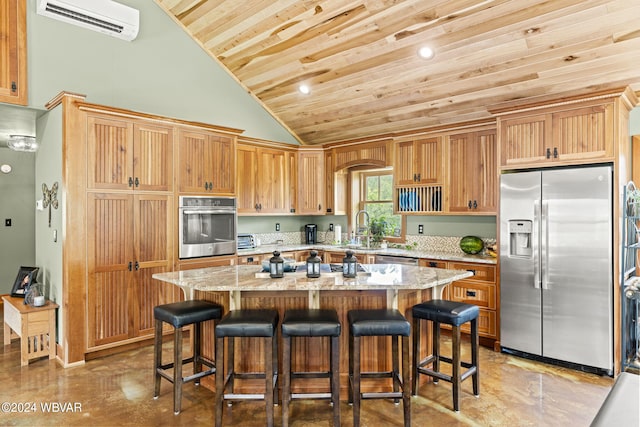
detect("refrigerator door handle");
top-left (533, 200), bottom-right (541, 289)
top-left (541, 200), bottom-right (550, 290)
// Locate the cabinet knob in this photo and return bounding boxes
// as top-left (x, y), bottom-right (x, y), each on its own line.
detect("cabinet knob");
top-left (11, 81), bottom-right (17, 92)
top-left (466, 290), bottom-right (477, 297)
top-left (429, 262), bottom-right (437, 267)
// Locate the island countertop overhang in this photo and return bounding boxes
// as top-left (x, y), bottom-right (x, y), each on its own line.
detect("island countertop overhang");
top-left (153, 264), bottom-right (474, 308)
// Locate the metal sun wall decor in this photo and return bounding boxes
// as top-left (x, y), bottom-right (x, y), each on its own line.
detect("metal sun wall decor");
top-left (42, 182), bottom-right (59, 227)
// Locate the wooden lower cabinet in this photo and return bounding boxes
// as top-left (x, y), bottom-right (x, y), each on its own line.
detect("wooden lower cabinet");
top-left (443, 261), bottom-right (498, 340)
top-left (86, 193), bottom-right (177, 349)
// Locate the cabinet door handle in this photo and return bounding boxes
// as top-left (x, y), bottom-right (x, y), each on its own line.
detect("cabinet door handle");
top-left (128, 261), bottom-right (133, 271)
top-left (128, 177), bottom-right (134, 187)
top-left (417, 173), bottom-right (421, 182)
top-left (468, 200), bottom-right (472, 209)
top-left (318, 204), bottom-right (321, 211)
top-left (466, 290), bottom-right (477, 297)
top-left (429, 262), bottom-right (438, 268)
top-left (134, 177), bottom-right (140, 187)
top-left (546, 148), bottom-right (551, 159)
top-left (11, 81), bottom-right (17, 92)
top-left (553, 147), bottom-right (558, 158)
top-left (473, 200), bottom-right (478, 209)
top-left (135, 261), bottom-right (139, 271)
top-left (413, 173), bottom-right (417, 182)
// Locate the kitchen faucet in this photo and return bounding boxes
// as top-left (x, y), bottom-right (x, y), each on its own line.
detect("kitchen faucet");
top-left (355, 210), bottom-right (370, 248)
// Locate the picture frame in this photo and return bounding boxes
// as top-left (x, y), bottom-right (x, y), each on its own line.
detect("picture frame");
top-left (10, 266), bottom-right (39, 298)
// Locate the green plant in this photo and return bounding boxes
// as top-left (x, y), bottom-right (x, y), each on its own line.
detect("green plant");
top-left (369, 215), bottom-right (392, 244)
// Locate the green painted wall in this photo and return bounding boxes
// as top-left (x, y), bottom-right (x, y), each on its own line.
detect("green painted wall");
top-left (34, 107), bottom-right (63, 340)
top-left (0, 150), bottom-right (36, 294)
top-left (27, 1), bottom-right (298, 145)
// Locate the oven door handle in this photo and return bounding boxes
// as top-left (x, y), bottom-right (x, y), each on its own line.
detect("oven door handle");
top-left (182, 209), bottom-right (234, 215)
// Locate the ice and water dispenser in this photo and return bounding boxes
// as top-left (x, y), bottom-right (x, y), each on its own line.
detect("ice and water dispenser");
top-left (508, 220), bottom-right (532, 258)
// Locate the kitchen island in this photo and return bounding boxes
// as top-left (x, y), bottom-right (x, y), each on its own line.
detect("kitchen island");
top-left (153, 264), bottom-right (473, 396)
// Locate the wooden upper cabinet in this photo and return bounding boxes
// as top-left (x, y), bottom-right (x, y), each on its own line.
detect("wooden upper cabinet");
top-left (256, 147), bottom-right (291, 213)
top-left (500, 103), bottom-right (613, 168)
top-left (297, 149), bottom-right (325, 215)
top-left (447, 129), bottom-right (497, 214)
top-left (0, 0), bottom-right (27, 105)
top-left (178, 129), bottom-right (235, 194)
top-left (395, 137), bottom-right (442, 186)
top-left (237, 142), bottom-right (293, 214)
top-left (87, 114), bottom-right (173, 192)
top-left (236, 144), bottom-right (258, 213)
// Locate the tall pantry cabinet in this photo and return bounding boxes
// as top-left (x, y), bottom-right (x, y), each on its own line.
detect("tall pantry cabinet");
top-left (54, 93), bottom-right (242, 364)
top-left (85, 115), bottom-right (176, 348)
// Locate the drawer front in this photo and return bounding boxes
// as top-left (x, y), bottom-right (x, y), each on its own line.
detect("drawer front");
top-left (237, 255), bottom-right (267, 265)
top-left (27, 310), bottom-right (51, 335)
top-left (459, 308), bottom-right (497, 338)
top-left (448, 262), bottom-right (496, 284)
top-left (449, 281), bottom-right (496, 309)
top-left (419, 258), bottom-right (447, 269)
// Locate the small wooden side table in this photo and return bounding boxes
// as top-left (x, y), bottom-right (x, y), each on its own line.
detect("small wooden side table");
top-left (3, 295), bottom-right (58, 366)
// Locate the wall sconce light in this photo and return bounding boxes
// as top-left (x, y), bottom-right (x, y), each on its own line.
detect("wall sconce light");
top-left (8, 135), bottom-right (38, 152)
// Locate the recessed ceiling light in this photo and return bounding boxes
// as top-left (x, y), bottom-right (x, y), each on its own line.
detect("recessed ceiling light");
top-left (418, 46), bottom-right (434, 59)
top-left (298, 84), bottom-right (311, 95)
top-left (1, 164), bottom-right (11, 174)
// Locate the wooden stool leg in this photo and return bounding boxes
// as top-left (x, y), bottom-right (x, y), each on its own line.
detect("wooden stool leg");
top-left (412, 316), bottom-right (420, 395)
top-left (173, 326), bottom-right (183, 415)
top-left (402, 335), bottom-right (411, 427)
top-left (432, 320), bottom-right (440, 383)
top-left (348, 333), bottom-right (354, 404)
top-left (452, 325), bottom-right (461, 412)
top-left (215, 336), bottom-right (224, 427)
top-left (331, 335), bottom-right (341, 427)
top-left (193, 322), bottom-right (201, 385)
top-left (471, 318), bottom-right (480, 396)
top-left (353, 335), bottom-right (362, 427)
top-left (272, 333), bottom-right (279, 406)
top-left (153, 319), bottom-right (163, 399)
top-left (265, 336), bottom-right (274, 427)
top-left (392, 335), bottom-right (400, 404)
top-left (282, 335), bottom-right (291, 427)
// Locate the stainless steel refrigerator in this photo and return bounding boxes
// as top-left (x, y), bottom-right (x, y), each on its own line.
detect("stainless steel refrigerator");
top-left (500, 165), bottom-right (613, 374)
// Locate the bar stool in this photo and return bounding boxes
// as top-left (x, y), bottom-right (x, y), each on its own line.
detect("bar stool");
top-left (412, 299), bottom-right (479, 412)
top-left (348, 309), bottom-right (411, 427)
top-left (153, 300), bottom-right (222, 414)
top-left (214, 309), bottom-right (279, 427)
top-left (281, 309), bottom-right (341, 427)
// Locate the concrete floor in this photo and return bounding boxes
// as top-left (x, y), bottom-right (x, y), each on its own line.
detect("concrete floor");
top-left (1, 305), bottom-right (616, 426)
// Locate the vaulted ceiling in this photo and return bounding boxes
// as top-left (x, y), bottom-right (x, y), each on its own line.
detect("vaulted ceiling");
top-left (155, 0), bottom-right (640, 145)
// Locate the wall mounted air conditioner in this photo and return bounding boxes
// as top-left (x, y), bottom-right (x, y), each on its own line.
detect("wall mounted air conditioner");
top-left (37, 0), bottom-right (139, 41)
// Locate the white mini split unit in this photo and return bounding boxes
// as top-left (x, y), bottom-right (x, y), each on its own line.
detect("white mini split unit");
top-left (37, 0), bottom-right (139, 41)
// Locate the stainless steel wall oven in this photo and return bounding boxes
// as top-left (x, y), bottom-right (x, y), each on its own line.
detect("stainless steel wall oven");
top-left (179, 196), bottom-right (236, 259)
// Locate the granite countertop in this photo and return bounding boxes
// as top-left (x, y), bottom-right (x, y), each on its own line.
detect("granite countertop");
top-left (237, 244), bottom-right (497, 265)
top-left (153, 264), bottom-right (473, 293)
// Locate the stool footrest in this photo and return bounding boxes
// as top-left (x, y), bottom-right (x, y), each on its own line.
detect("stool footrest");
top-left (291, 392), bottom-right (332, 400)
top-left (291, 371), bottom-right (331, 380)
top-left (156, 357), bottom-right (216, 385)
top-left (362, 391), bottom-right (404, 400)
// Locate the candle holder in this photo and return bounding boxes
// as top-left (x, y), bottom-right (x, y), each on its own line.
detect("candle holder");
top-left (269, 251), bottom-right (284, 278)
top-left (306, 250), bottom-right (321, 278)
top-left (343, 250), bottom-right (357, 278)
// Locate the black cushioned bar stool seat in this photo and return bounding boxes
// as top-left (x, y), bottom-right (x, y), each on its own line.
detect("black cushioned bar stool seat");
top-left (153, 300), bottom-right (222, 415)
top-left (281, 309), bottom-right (341, 427)
top-left (348, 309), bottom-right (411, 427)
top-left (215, 309), bottom-right (279, 427)
top-left (412, 299), bottom-right (480, 412)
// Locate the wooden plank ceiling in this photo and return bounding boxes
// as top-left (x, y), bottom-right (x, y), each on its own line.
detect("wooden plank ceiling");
top-left (155, 0), bottom-right (640, 145)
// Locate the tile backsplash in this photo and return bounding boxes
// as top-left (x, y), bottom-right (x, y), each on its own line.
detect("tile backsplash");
top-left (249, 232), bottom-right (495, 255)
